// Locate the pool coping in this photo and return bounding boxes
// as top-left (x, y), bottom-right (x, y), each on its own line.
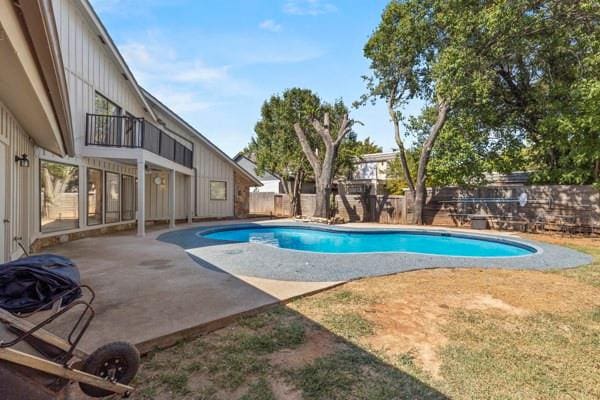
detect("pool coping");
top-left (158, 222), bottom-right (593, 282)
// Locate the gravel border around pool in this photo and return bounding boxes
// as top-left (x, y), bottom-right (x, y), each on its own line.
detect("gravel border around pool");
top-left (158, 222), bottom-right (593, 282)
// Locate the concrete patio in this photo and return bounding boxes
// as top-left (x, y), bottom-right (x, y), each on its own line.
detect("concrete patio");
top-left (42, 219), bottom-right (340, 355)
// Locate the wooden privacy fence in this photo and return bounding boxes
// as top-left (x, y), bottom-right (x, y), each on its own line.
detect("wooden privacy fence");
top-left (409, 185), bottom-right (600, 227)
top-left (249, 192), bottom-right (407, 224)
top-left (251, 185), bottom-right (599, 229)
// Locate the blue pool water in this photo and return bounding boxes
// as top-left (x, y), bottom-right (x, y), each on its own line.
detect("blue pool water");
top-left (202, 227), bottom-right (536, 257)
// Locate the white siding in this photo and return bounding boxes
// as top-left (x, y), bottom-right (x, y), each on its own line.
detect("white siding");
top-left (52, 0), bottom-right (150, 151)
top-left (0, 102), bottom-right (35, 260)
top-left (148, 105), bottom-right (235, 218)
top-left (144, 171), bottom-right (189, 220)
top-left (195, 141), bottom-right (234, 218)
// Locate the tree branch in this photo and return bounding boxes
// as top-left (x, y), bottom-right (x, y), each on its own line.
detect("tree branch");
top-left (334, 114), bottom-right (351, 146)
top-left (293, 123), bottom-right (321, 175)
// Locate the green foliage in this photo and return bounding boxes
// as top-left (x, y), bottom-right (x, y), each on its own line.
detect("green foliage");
top-left (363, 0), bottom-right (599, 188)
top-left (250, 88), bottom-right (321, 182)
top-left (384, 151), bottom-right (418, 195)
top-left (250, 88), bottom-right (371, 183)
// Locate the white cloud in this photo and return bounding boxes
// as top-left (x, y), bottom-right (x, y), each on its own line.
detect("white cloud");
top-left (149, 88), bottom-right (218, 113)
top-left (259, 19), bottom-right (283, 32)
top-left (283, 0), bottom-right (337, 16)
top-left (120, 42), bottom-right (230, 86)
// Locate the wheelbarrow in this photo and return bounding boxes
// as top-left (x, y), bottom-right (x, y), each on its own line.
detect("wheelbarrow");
top-left (0, 284), bottom-right (139, 398)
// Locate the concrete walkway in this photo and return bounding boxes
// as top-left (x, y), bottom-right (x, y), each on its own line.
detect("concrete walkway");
top-left (43, 220), bottom-right (340, 355)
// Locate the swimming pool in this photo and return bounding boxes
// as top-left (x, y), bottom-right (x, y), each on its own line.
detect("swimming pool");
top-left (202, 226), bottom-right (537, 257)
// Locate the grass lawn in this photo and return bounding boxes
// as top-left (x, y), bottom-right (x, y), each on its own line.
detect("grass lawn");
top-left (134, 234), bottom-right (600, 399)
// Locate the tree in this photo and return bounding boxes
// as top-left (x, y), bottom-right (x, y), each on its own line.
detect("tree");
top-left (250, 88), bottom-right (321, 216)
top-left (293, 101), bottom-right (354, 218)
top-left (361, 0), bottom-right (451, 224)
top-left (476, 0), bottom-right (600, 184)
top-left (362, 0), bottom-right (599, 224)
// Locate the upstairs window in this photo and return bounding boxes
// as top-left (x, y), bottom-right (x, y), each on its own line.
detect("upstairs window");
top-left (94, 92), bottom-right (121, 116)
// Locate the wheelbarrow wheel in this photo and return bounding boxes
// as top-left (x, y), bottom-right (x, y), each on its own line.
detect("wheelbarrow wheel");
top-left (79, 341), bottom-right (140, 398)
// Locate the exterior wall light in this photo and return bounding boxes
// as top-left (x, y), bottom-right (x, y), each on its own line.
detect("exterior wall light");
top-left (15, 154), bottom-right (29, 167)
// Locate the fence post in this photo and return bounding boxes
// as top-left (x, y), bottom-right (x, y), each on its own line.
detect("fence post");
top-left (402, 194), bottom-right (408, 224)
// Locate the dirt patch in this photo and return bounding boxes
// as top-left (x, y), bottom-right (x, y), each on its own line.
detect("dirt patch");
top-left (269, 328), bottom-right (339, 369)
top-left (294, 264), bottom-right (600, 379)
top-left (269, 376), bottom-right (303, 400)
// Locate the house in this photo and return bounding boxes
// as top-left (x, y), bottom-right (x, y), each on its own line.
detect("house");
top-left (233, 153), bottom-right (282, 193)
top-left (0, 0), bottom-right (260, 262)
top-left (234, 153), bottom-right (318, 194)
top-left (349, 151), bottom-right (399, 195)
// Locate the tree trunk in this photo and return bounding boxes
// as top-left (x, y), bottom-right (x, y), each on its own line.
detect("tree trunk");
top-left (282, 169), bottom-right (304, 217)
top-left (388, 90), bottom-right (415, 197)
top-left (314, 182), bottom-right (329, 218)
top-left (413, 99), bottom-right (450, 224)
top-left (294, 113), bottom-right (352, 219)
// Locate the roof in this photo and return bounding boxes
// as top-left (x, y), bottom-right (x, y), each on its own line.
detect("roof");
top-left (80, 0), bottom-right (157, 121)
top-left (233, 153), bottom-right (281, 182)
top-left (484, 171), bottom-right (531, 185)
top-left (353, 151), bottom-right (399, 163)
top-left (20, 0), bottom-right (75, 156)
top-left (142, 90), bottom-right (262, 186)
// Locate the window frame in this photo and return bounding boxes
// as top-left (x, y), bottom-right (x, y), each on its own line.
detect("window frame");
top-left (121, 174), bottom-right (136, 221)
top-left (104, 171), bottom-right (121, 223)
top-left (86, 167), bottom-right (104, 226)
top-left (94, 91), bottom-right (122, 116)
top-left (39, 160), bottom-right (80, 234)
top-left (209, 180), bottom-right (227, 201)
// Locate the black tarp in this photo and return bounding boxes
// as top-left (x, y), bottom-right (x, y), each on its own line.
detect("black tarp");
top-left (0, 254), bottom-right (81, 313)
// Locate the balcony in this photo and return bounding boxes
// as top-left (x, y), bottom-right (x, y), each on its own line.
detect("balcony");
top-left (85, 113), bottom-right (193, 168)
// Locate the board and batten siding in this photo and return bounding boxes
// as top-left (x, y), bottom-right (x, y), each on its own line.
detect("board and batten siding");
top-left (51, 0), bottom-right (150, 150)
top-left (144, 171), bottom-right (189, 220)
top-left (195, 141), bottom-right (235, 218)
top-left (147, 104), bottom-right (236, 218)
top-left (0, 101), bottom-right (36, 260)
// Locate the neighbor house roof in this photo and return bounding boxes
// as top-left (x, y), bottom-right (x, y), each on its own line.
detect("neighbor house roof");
top-left (233, 153), bottom-right (281, 182)
top-left (142, 90), bottom-right (262, 186)
top-left (354, 151), bottom-right (399, 163)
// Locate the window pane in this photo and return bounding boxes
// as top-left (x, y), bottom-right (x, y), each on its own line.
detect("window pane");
top-left (210, 181), bottom-right (227, 200)
top-left (121, 175), bottom-right (136, 221)
top-left (87, 168), bottom-right (103, 225)
top-left (40, 161), bottom-right (79, 233)
top-left (94, 92), bottom-right (121, 116)
top-left (105, 172), bottom-right (120, 223)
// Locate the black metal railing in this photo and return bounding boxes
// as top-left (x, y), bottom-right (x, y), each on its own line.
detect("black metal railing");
top-left (86, 114), bottom-right (193, 168)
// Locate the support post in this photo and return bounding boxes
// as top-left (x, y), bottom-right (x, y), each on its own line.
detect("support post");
top-left (137, 159), bottom-right (145, 237)
top-left (187, 174), bottom-right (194, 224)
top-left (169, 169), bottom-right (176, 229)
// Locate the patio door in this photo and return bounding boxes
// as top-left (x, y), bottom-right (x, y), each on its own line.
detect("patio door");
top-left (0, 143), bottom-right (6, 262)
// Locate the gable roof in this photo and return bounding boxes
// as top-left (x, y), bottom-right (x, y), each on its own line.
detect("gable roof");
top-left (80, 0), bottom-right (157, 121)
top-left (233, 153), bottom-right (281, 182)
top-left (142, 89), bottom-right (262, 186)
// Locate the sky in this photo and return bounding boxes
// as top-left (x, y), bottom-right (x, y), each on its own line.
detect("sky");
top-left (91, 0), bottom-right (423, 156)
